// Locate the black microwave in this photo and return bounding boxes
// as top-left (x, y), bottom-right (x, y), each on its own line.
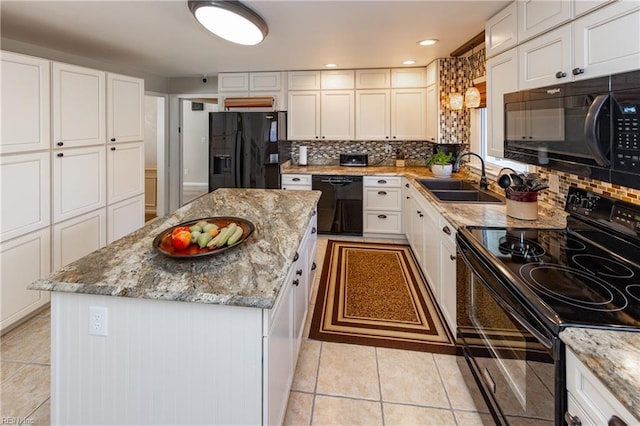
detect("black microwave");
top-left (504, 69), bottom-right (640, 189)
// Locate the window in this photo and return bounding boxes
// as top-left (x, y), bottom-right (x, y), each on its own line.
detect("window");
top-left (469, 107), bottom-right (528, 178)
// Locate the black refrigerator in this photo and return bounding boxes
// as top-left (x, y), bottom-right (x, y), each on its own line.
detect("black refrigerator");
top-left (208, 111), bottom-right (290, 192)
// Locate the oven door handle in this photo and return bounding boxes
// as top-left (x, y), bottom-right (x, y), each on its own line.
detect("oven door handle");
top-left (457, 243), bottom-right (553, 350)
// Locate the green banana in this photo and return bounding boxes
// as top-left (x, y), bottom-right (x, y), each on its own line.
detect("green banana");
top-left (216, 223), bottom-right (237, 247)
top-left (226, 226), bottom-right (244, 246)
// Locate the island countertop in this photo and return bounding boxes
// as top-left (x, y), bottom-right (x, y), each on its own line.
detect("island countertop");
top-left (29, 188), bottom-right (321, 309)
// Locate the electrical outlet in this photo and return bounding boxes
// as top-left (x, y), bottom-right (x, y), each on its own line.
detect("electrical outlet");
top-left (89, 306), bottom-right (108, 336)
top-left (385, 144), bottom-right (393, 154)
top-left (549, 174), bottom-right (559, 193)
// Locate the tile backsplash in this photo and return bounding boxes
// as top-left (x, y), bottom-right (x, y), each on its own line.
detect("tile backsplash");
top-left (288, 140), bottom-right (437, 166)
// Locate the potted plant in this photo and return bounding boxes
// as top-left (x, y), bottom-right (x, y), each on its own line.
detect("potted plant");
top-left (426, 151), bottom-right (454, 177)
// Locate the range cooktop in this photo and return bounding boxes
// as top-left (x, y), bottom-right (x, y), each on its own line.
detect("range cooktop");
top-left (463, 187), bottom-right (640, 332)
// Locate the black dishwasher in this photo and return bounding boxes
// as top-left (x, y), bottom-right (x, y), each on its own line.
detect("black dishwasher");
top-left (312, 175), bottom-right (363, 235)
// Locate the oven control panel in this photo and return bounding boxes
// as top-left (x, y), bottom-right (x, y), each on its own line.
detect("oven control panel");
top-left (566, 187), bottom-right (640, 237)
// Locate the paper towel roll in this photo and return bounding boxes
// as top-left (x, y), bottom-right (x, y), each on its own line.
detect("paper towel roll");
top-left (299, 146), bottom-right (308, 166)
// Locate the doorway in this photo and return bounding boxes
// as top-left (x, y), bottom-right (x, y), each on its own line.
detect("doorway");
top-left (143, 93), bottom-right (168, 221)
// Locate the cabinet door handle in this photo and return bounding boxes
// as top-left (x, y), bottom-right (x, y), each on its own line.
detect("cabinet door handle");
top-left (406, 196), bottom-right (410, 199)
top-left (110, 147), bottom-right (116, 151)
top-left (57, 153), bottom-right (64, 157)
top-left (378, 191), bottom-right (387, 195)
top-left (293, 279), bottom-right (299, 287)
top-left (292, 177), bottom-right (300, 181)
top-left (564, 412), bottom-right (582, 426)
top-left (405, 183), bottom-right (409, 188)
top-left (572, 67), bottom-right (584, 76)
top-left (311, 262), bottom-right (317, 271)
top-left (296, 269), bottom-right (303, 276)
top-left (293, 252), bottom-right (299, 262)
top-left (110, 138), bottom-right (116, 142)
top-left (450, 254), bottom-right (456, 261)
top-left (608, 415), bottom-right (628, 426)
top-left (442, 226), bottom-right (451, 235)
top-left (377, 180), bottom-right (387, 184)
top-left (377, 214), bottom-right (387, 219)
top-left (312, 227), bottom-right (317, 234)
top-left (57, 142), bottom-right (64, 146)
top-left (555, 71), bottom-right (567, 79)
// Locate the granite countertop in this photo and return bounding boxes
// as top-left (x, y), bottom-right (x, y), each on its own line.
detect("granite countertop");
top-left (284, 164), bottom-right (568, 230)
top-left (561, 328), bottom-right (640, 421)
top-left (29, 188), bottom-right (321, 309)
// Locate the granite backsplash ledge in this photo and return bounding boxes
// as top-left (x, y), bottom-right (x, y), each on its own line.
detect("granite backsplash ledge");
top-left (289, 140), bottom-right (467, 166)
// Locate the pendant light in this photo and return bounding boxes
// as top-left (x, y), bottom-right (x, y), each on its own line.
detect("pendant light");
top-left (188, 0), bottom-right (268, 46)
top-left (449, 92), bottom-right (464, 110)
top-left (464, 47), bottom-right (481, 108)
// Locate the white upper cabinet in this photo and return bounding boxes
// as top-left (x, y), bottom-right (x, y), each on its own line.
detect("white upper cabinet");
top-left (0, 152), bottom-right (50, 242)
top-left (107, 73), bottom-right (144, 143)
top-left (249, 72), bottom-right (281, 91)
top-left (485, 3), bottom-right (518, 58)
top-left (487, 49), bottom-right (518, 158)
top-left (0, 51), bottom-right (50, 154)
top-left (518, 25), bottom-right (572, 88)
top-left (517, 0), bottom-right (572, 42)
top-left (321, 70), bottom-right (355, 89)
top-left (107, 141), bottom-right (144, 204)
top-left (573, 0), bottom-right (640, 80)
top-left (287, 91), bottom-right (321, 139)
top-left (53, 145), bottom-right (106, 223)
top-left (574, 0), bottom-right (616, 17)
top-left (288, 71), bottom-right (321, 90)
top-left (355, 89), bottom-right (391, 140)
top-left (355, 69), bottom-right (391, 89)
top-left (426, 84), bottom-right (439, 143)
top-left (391, 88), bottom-right (427, 140)
top-left (52, 62), bottom-right (105, 149)
top-left (391, 68), bottom-right (427, 88)
top-left (320, 90), bottom-right (355, 140)
top-left (218, 73), bottom-right (249, 92)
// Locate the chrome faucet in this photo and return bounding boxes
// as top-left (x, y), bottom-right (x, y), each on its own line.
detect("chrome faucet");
top-left (455, 152), bottom-right (489, 190)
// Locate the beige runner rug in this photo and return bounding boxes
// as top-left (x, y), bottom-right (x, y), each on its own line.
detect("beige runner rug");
top-left (309, 240), bottom-right (457, 354)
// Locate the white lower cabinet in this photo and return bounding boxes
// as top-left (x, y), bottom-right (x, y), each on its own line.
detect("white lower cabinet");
top-left (53, 145), bottom-right (106, 223)
top-left (439, 217), bottom-right (457, 333)
top-left (363, 176), bottom-right (403, 236)
top-left (0, 227), bottom-right (51, 331)
top-left (0, 151), bottom-right (50, 242)
top-left (107, 194), bottom-right (144, 243)
top-left (53, 208), bottom-right (106, 270)
top-left (107, 141), bottom-right (144, 204)
top-left (566, 347), bottom-right (637, 425)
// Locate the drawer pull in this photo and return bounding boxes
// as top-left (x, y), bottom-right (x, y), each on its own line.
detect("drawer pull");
top-left (442, 226), bottom-right (451, 235)
top-left (572, 67), bottom-right (584, 76)
top-left (377, 214), bottom-right (387, 219)
top-left (377, 179), bottom-right (387, 184)
top-left (450, 254), bottom-right (456, 261)
top-left (312, 227), bottom-right (317, 234)
top-left (378, 191), bottom-right (387, 195)
top-left (296, 269), bottom-right (303, 276)
top-left (57, 142), bottom-right (64, 146)
top-left (311, 262), bottom-right (317, 271)
top-left (406, 196), bottom-right (410, 199)
top-left (555, 71), bottom-right (567, 79)
top-left (608, 415), bottom-right (627, 426)
top-left (564, 412), bottom-right (582, 426)
top-left (57, 153), bottom-right (64, 157)
top-left (293, 279), bottom-right (299, 286)
top-left (293, 252), bottom-right (299, 262)
top-left (405, 183), bottom-right (409, 188)
top-left (111, 147), bottom-right (116, 151)
top-left (110, 138), bottom-right (116, 142)
top-left (292, 177), bottom-right (301, 182)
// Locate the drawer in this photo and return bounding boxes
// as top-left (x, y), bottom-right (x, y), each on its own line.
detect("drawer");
top-left (364, 188), bottom-right (402, 211)
top-left (363, 176), bottom-right (401, 188)
top-left (281, 174), bottom-right (311, 186)
top-left (282, 184), bottom-right (312, 191)
top-left (363, 211), bottom-right (402, 234)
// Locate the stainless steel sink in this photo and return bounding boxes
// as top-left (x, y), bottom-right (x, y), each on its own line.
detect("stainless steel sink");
top-left (417, 179), bottom-right (504, 204)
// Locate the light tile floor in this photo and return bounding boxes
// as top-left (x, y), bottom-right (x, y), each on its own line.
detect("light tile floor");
top-left (0, 235), bottom-right (488, 425)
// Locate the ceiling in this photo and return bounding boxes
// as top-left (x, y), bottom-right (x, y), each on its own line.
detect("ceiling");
top-left (0, 0), bottom-right (510, 79)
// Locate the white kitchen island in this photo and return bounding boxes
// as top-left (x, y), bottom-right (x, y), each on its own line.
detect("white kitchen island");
top-left (29, 188), bottom-right (320, 426)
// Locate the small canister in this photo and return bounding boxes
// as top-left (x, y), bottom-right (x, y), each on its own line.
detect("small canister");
top-left (506, 190), bottom-right (538, 220)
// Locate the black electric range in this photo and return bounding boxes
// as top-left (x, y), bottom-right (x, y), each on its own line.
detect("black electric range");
top-left (461, 186), bottom-right (640, 334)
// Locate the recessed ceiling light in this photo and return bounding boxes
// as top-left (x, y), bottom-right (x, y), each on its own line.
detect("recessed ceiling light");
top-left (403, 60), bottom-right (416, 65)
top-left (418, 39), bottom-right (438, 46)
top-left (325, 63), bottom-right (337, 68)
top-left (188, 0), bottom-right (268, 46)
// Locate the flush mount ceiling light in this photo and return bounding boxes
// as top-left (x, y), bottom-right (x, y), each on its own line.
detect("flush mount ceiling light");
top-left (403, 60), bottom-right (416, 65)
top-left (418, 39), bottom-right (438, 46)
top-left (188, 0), bottom-right (268, 46)
top-left (325, 63), bottom-right (337, 68)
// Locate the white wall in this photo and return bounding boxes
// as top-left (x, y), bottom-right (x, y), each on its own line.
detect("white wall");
top-left (182, 100), bottom-right (217, 186)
